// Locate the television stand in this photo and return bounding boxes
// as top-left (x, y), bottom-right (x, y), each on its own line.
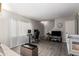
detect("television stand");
top-left (51, 36), bottom-right (62, 42)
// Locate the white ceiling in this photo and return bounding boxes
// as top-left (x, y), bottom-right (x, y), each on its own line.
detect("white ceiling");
top-left (2, 3), bottom-right (79, 21)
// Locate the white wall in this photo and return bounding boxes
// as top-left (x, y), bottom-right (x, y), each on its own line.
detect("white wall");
top-left (42, 19), bottom-right (65, 41)
top-left (65, 20), bottom-right (75, 34)
top-left (54, 19), bottom-right (65, 31)
top-left (31, 20), bottom-right (44, 36)
top-left (52, 18), bottom-right (65, 42)
top-left (42, 16), bottom-right (75, 42)
top-left (54, 17), bottom-right (76, 42)
top-left (0, 10), bottom-right (10, 46)
top-left (0, 10), bottom-right (44, 48)
top-left (9, 19), bottom-right (33, 48)
top-left (41, 19), bottom-right (65, 41)
top-left (0, 10), bottom-right (30, 47)
top-left (42, 20), bottom-right (55, 36)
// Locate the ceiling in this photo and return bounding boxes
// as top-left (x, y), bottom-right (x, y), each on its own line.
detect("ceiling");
top-left (2, 3), bottom-right (79, 21)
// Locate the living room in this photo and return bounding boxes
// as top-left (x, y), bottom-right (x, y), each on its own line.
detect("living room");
top-left (0, 3), bottom-right (79, 56)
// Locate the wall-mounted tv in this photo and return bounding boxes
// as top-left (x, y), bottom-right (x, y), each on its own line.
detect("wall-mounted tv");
top-left (51, 31), bottom-right (61, 36)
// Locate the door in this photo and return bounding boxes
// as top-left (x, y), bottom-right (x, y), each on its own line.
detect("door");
top-left (65, 20), bottom-right (75, 34)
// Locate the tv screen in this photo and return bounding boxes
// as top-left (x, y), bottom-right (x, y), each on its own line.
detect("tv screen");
top-left (51, 31), bottom-right (61, 36)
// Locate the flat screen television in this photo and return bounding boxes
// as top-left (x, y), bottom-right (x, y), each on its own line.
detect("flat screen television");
top-left (51, 31), bottom-right (61, 36)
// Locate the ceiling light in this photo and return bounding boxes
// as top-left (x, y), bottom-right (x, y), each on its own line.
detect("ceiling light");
top-left (40, 21), bottom-right (48, 25)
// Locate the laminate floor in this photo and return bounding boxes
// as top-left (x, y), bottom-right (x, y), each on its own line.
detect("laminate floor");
top-left (32, 40), bottom-right (68, 56)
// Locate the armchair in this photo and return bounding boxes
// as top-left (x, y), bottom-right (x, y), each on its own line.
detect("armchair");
top-left (66, 34), bottom-right (79, 56)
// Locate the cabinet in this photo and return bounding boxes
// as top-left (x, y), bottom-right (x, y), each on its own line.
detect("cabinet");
top-left (20, 44), bottom-right (38, 56)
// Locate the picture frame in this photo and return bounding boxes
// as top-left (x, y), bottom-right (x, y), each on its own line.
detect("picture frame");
top-left (57, 23), bottom-right (63, 28)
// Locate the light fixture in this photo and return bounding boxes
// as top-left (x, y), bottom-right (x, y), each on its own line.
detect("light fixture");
top-left (40, 21), bottom-right (48, 25)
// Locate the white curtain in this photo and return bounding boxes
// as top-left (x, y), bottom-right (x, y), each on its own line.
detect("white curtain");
top-left (9, 19), bottom-right (32, 48)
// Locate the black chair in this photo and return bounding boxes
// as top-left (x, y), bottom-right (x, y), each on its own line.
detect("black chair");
top-left (33, 29), bottom-right (40, 43)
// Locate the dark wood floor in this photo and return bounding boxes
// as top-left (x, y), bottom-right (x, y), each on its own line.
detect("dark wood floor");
top-left (32, 40), bottom-right (68, 56)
